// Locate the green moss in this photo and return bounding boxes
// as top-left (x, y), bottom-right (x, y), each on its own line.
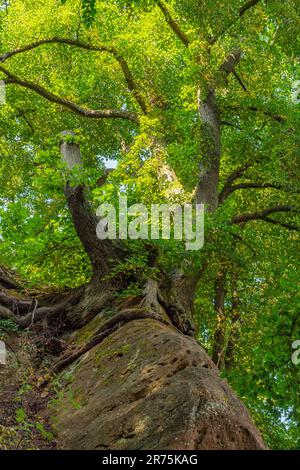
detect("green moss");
top-left (73, 314), bottom-right (105, 346)
top-left (72, 308), bottom-right (120, 346)
top-left (94, 341), bottom-right (132, 365)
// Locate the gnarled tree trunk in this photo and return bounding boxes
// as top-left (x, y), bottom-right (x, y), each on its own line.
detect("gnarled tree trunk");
top-left (0, 136), bottom-right (266, 450)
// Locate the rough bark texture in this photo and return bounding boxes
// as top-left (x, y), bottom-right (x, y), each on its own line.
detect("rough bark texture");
top-left (196, 50), bottom-right (241, 211)
top-left (196, 89), bottom-right (221, 211)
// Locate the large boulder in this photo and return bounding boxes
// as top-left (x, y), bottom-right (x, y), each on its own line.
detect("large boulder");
top-left (49, 318), bottom-right (266, 450)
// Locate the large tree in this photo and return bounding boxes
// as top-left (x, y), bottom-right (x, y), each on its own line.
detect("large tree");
top-left (0, 0), bottom-right (299, 450)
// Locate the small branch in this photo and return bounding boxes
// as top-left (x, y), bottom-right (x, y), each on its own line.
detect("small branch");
top-left (226, 105), bottom-right (286, 123)
top-left (220, 120), bottom-right (240, 128)
top-left (96, 168), bottom-right (114, 187)
top-left (230, 182), bottom-right (287, 191)
top-left (220, 49), bottom-right (242, 79)
top-left (232, 69), bottom-right (248, 93)
top-left (34, 235), bottom-right (78, 263)
top-left (248, 106), bottom-right (285, 122)
top-left (155, 1), bottom-right (190, 47)
top-left (29, 299), bottom-right (38, 327)
top-left (232, 205), bottom-right (299, 229)
top-left (219, 162), bottom-right (254, 202)
top-left (219, 181), bottom-right (298, 204)
top-left (0, 65), bottom-right (138, 123)
top-left (229, 232), bottom-right (257, 255)
top-left (262, 217), bottom-right (299, 231)
top-left (15, 109), bottom-right (36, 133)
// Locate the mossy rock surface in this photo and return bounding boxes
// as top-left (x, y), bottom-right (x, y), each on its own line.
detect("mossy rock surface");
top-left (49, 319), bottom-right (265, 450)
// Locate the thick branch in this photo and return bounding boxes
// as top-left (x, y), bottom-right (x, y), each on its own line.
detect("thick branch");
top-left (0, 266), bottom-right (20, 290)
top-left (0, 291), bottom-right (32, 314)
top-left (225, 279), bottom-right (241, 370)
top-left (0, 297), bottom-right (71, 328)
top-left (155, 1), bottom-right (190, 47)
top-left (0, 37), bottom-right (115, 62)
top-left (58, 135), bottom-right (126, 282)
top-left (64, 183), bottom-right (125, 277)
top-left (196, 50), bottom-right (241, 210)
top-left (0, 65), bottom-right (139, 122)
top-left (220, 49), bottom-right (242, 78)
top-left (0, 37), bottom-right (147, 113)
top-left (212, 272), bottom-right (227, 370)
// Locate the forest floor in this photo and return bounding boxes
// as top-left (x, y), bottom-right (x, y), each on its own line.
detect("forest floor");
top-left (0, 330), bottom-right (57, 450)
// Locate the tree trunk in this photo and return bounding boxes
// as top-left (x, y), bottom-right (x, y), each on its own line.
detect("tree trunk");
top-left (196, 89), bottom-right (221, 211)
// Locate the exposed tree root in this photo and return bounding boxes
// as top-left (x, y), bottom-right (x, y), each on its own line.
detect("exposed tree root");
top-left (0, 289), bottom-right (82, 328)
top-left (40, 308), bottom-right (170, 384)
top-left (0, 278), bottom-right (117, 330)
top-left (0, 266), bottom-right (21, 290)
top-left (140, 279), bottom-right (163, 310)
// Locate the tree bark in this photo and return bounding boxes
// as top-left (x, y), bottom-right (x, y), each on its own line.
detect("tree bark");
top-left (196, 89), bottom-right (221, 211)
top-left (196, 50), bottom-right (241, 211)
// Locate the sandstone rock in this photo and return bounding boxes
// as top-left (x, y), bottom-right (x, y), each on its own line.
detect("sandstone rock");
top-left (49, 318), bottom-right (266, 450)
